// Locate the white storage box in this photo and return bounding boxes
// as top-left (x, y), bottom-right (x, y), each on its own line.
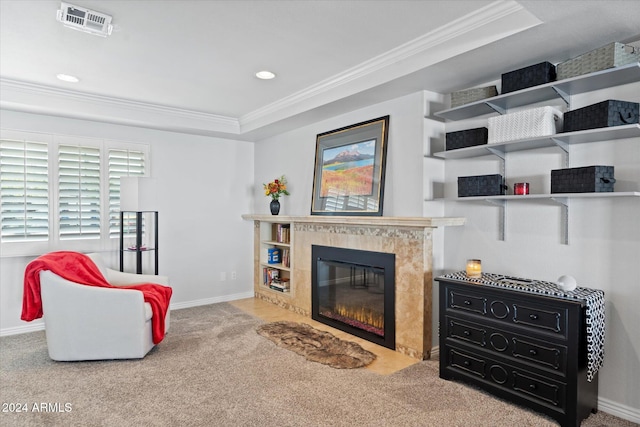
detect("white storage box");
top-left (488, 106), bottom-right (563, 144)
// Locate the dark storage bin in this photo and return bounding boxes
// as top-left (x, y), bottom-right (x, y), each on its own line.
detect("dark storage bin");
top-left (551, 165), bottom-right (615, 193)
top-left (458, 174), bottom-right (507, 197)
top-left (446, 127), bottom-right (488, 150)
top-left (501, 61), bottom-right (556, 94)
top-left (563, 100), bottom-right (639, 132)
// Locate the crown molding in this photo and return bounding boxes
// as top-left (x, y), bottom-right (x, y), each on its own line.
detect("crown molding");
top-left (0, 78), bottom-right (241, 135)
top-left (239, 0), bottom-right (540, 132)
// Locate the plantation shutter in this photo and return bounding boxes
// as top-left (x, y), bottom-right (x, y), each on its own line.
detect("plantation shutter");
top-left (0, 140), bottom-right (49, 242)
top-left (58, 144), bottom-right (101, 239)
top-left (108, 148), bottom-right (146, 236)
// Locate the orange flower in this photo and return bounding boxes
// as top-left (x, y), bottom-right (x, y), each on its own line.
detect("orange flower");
top-left (263, 175), bottom-right (291, 200)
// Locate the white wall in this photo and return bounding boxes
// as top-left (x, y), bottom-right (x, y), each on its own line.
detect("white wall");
top-left (253, 91), bottom-right (433, 217)
top-left (0, 110), bottom-right (256, 334)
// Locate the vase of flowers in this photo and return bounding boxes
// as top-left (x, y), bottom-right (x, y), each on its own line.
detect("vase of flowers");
top-left (263, 175), bottom-right (290, 215)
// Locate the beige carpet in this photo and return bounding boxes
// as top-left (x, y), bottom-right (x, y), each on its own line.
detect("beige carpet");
top-left (0, 303), bottom-right (636, 427)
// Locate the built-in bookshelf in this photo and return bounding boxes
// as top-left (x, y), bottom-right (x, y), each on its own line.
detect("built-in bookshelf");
top-left (259, 222), bottom-right (292, 295)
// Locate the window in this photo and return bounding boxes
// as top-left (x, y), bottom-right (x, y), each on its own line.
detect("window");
top-left (58, 144), bottom-right (101, 240)
top-left (0, 129), bottom-right (149, 256)
top-left (0, 139), bottom-right (49, 242)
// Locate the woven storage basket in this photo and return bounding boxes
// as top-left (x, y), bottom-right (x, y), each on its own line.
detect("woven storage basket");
top-left (501, 61), bottom-right (556, 94)
top-left (557, 42), bottom-right (640, 80)
top-left (446, 127), bottom-right (488, 150)
top-left (563, 100), bottom-right (639, 132)
top-left (458, 174), bottom-right (506, 197)
top-left (488, 106), bottom-right (563, 144)
top-left (551, 166), bottom-right (615, 193)
top-left (451, 86), bottom-right (498, 108)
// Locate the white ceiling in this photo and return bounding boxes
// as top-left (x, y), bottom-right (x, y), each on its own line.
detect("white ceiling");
top-left (1, 0), bottom-right (639, 141)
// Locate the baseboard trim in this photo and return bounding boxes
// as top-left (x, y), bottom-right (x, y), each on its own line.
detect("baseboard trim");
top-left (597, 397), bottom-right (640, 424)
top-left (0, 292), bottom-right (255, 337)
top-left (430, 345), bottom-right (439, 359)
top-left (169, 292), bottom-right (255, 311)
top-left (1, 322), bottom-right (45, 336)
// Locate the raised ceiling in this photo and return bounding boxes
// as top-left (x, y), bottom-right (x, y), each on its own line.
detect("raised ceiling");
top-left (1, 0), bottom-right (639, 141)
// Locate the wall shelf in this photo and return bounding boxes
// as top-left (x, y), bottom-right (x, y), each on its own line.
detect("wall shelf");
top-left (434, 193), bottom-right (639, 243)
top-left (433, 124), bottom-right (640, 159)
top-left (434, 62), bottom-right (640, 121)
top-left (452, 191), bottom-right (640, 204)
top-left (431, 63), bottom-right (640, 245)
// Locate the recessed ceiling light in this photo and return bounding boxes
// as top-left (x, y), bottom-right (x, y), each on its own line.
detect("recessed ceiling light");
top-left (56, 73), bottom-right (80, 83)
top-left (255, 70), bottom-right (276, 80)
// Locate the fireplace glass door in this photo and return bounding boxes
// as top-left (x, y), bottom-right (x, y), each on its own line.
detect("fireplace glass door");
top-left (312, 245), bottom-right (395, 349)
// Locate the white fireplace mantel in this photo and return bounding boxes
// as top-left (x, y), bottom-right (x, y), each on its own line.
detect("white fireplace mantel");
top-left (241, 214), bottom-right (466, 228)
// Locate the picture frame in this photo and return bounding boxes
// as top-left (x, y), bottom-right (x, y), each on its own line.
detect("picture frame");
top-left (311, 116), bottom-right (389, 216)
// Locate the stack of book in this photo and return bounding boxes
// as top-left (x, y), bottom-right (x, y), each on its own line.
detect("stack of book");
top-left (269, 277), bottom-right (290, 293)
top-left (263, 267), bottom-right (279, 285)
top-left (276, 224), bottom-right (290, 243)
top-left (281, 248), bottom-right (290, 268)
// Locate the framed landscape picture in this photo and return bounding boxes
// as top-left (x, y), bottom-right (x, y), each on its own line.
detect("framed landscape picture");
top-left (311, 116), bottom-right (389, 216)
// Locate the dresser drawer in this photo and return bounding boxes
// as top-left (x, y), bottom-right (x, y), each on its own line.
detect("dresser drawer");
top-left (444, 316), bottom-right (567, 373)
top-left (513, 371), bottom-right (563, 407)
top-left (446, 287), bottom-right (569, 338)
top-left (442, 345), bottom-right (567, 410)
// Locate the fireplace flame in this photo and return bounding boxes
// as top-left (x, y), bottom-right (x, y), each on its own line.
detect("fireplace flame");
top-left (335, 304), bottom-right (384, 330)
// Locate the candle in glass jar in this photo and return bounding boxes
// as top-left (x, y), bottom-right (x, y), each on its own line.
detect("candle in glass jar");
top-left (514, 182), bottom-right (529, 195)
top-left (466, 259), bottom-right (482, 278)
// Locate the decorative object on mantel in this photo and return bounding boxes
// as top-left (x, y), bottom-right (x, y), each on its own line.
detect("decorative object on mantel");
top-left (263, 175), bottom-right (290, 215)
top-left (311, 116), bottom-right (389, 216)
top-left (256, 321), bottom-right (376, 369)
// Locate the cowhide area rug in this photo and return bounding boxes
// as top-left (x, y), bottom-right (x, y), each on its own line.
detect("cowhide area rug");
top-left (256, 321), bottom-right (376, 369)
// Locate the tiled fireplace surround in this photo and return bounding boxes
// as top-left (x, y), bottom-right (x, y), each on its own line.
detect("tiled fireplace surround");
top-left (244, 215), bottom-right (465, 360)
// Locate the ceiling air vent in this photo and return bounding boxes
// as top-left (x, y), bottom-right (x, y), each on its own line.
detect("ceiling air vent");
top-left (56, 2), bottom-right (113, 37)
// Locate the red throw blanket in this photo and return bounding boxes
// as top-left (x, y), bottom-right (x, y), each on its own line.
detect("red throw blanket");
top-left (21, 251), bottom-right (172, 345)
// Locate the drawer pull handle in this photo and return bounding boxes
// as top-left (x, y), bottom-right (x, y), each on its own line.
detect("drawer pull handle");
top-left (529, 314), bottom-right (538, 320)
top-left (529, 384), bottom-right (537, 390)
top-left (463, 360), bottom-right (470, 366)
top-left (463, 330), bottom-right (471, 336)
top-left (529, 349), bottom-right (538, 356)
top-left (464, 300), bottom-right (472, 305)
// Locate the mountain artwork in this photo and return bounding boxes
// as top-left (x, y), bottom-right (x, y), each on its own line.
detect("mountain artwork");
top-left (320, 139), bottom-right (376, 197)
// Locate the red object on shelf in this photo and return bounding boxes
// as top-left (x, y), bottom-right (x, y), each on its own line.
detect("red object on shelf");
top-left (514, 182), bottom-right (530, 195)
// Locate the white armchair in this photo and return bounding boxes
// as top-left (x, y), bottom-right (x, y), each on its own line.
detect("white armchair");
top-left (39, 253), bottom-right (170, 361)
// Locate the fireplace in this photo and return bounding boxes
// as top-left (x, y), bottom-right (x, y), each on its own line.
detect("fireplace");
top-left (312, 245), bottom-right (395, 349)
